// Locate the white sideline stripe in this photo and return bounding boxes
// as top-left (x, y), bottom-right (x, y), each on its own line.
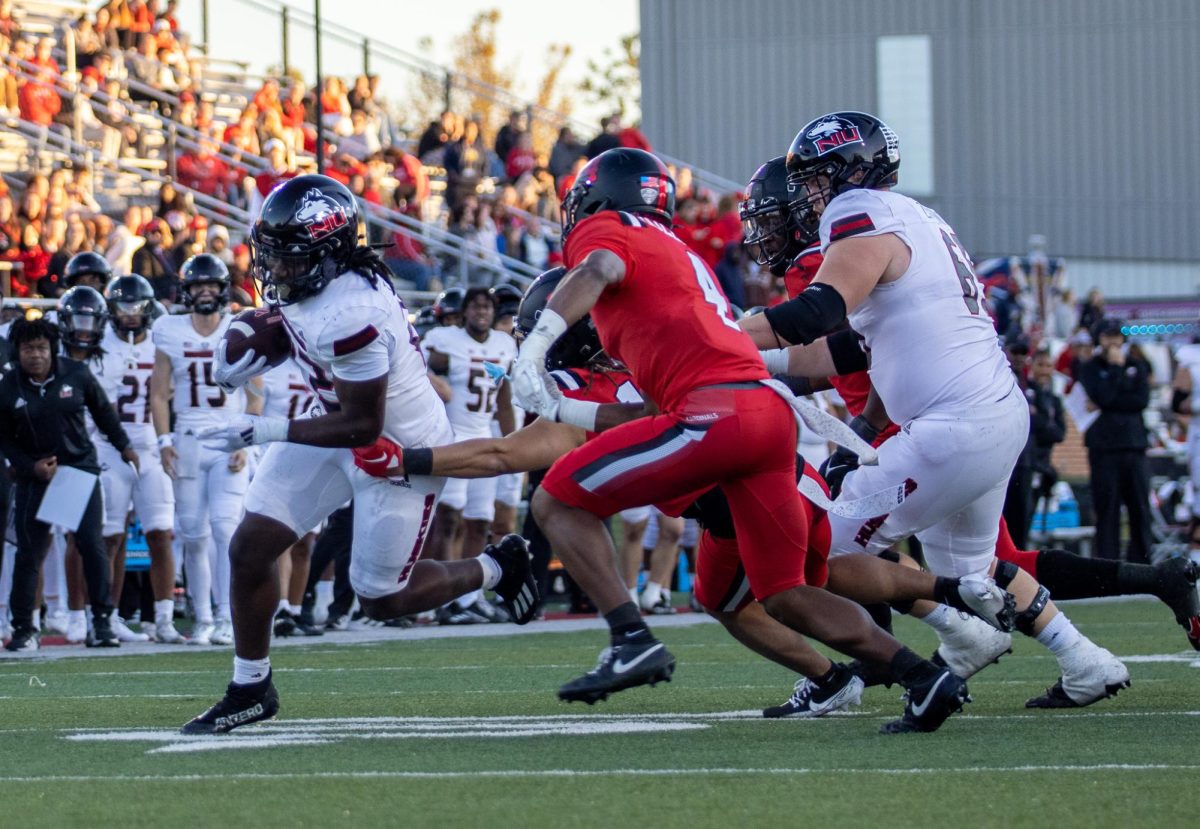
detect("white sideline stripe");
top-left (4, 764), bottom-right (1200, 784)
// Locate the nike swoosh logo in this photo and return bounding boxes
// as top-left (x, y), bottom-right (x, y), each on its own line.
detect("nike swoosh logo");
top-left (612, 643), bottom-right (665, 674)
top-left (910, 672), bottom-right (952, 718)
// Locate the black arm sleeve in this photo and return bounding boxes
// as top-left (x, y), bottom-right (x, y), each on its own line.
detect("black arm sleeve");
top-left (84, 369), bottom-right (131, 453)
top-left (762, 282), bottom-right (848, 347)
top-left (826, 329), bottom-right (869, 375)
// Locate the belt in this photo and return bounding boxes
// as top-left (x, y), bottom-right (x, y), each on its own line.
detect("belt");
top-left (694, 381), bottom-right (763, 391)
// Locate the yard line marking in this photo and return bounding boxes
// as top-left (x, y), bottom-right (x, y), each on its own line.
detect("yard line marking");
top-left (4, 764), bottom-right (1200, 784)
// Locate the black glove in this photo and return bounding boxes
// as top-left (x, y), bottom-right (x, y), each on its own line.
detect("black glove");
top-left (819, 446), bottom-right (859, 500)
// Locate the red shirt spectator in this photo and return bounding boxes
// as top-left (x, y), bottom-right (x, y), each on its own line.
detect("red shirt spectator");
top-left (617, 126), bottom-right (652, 151)
top-left (18, 75), bottom-right (62, 127)
top-left (16, 243), bottom-right (49, 297)
top-left (177, 146), bottom-right (235, 198)
top-left (129, 0), bottom-right (154, 35)
top-left (505, 134), bottom-right (537, 182)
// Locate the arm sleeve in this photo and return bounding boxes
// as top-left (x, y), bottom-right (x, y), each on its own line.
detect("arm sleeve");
top-left (84, 367), bottom-right (131, 452)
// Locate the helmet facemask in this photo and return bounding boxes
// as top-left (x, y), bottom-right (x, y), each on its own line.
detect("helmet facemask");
top-left (112, 299), bottom-right (151, 336)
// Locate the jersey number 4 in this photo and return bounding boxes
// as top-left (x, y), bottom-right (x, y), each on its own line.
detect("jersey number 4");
top-left (940, 229), bottom-right (985, 316)
top-left (687, 252), bottom-right (740, 331)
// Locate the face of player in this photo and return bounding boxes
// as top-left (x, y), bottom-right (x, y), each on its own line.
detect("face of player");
top-left (188, 281), bottom-right (222, 316)
top-left (494, 313), bottom-right (514, 335)
top-left (113, 299), bottom-right (150, 340)
top-left (72, 273), bottom-right (104, 290)
top-left (1031, 353), bottom-right (1054, 386)
top-left (440, 313), bottom-right (462, 328)
top-left (742, 208), bottom-right (788, 265)
top-left (798, 174), bottom-right (832, 217)
top-left (464, 295), bottom-right (495, 338)
top-left (18, 337), bottom-right (52, 381)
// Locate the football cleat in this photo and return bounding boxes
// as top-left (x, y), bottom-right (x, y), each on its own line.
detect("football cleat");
top-left (112, 616), bottom-right (151, 643)
top-left (324, 613), bottom-right (350, 632)
top-left (487, 534), bottom-right (540, 625)
top-left (86, 613), bottom-right (120, 648)
top-left (65, 613), bottom-right (88, 644)
top-left (211, 619), bottom-right (234, 646)
top-left (273, 609), bottom-right (298, 638)
top-left (558, 632), bottom-right (676, 704)
top-left (465, 598), bottom-right (510, 624)
top-left (44, 611), bottom-right (70, 636)
top-left (931, 613), bottom-right (1013, 679)
top-left (1026, 644), bottom-right (1130, 708)
top-left (763, 665), bottom-right (865, 719)
top-left (293, 610), bottom-right (325, 636)
top-left (436, 604), bottom-right (489, 625)
top-left (189, 622), bottom-right (215, 646)
top-left (955, 575), bottom-right (1017, 632)
top-left (181, 674), bottom-right (280, 735)
top-left (880, 668), bottom-right (970, 734)
top-left (644, 592), bottom-right (676, 616)
top-left (4, 627), bottom-right (38, 652)
top-left (1152, 557), bottom-right (1200, 650)
top-left (152, 620), bottom-right (187, 644)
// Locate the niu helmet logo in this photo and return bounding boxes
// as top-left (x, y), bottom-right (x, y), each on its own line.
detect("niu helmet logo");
top-left (295, 189), bottom-right (348, 241)
top-left (639, 175), bottom-right (668, 210)
top-left (806, 117), bottom-right (864, 157)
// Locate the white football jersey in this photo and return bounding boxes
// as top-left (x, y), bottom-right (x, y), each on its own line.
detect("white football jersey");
top-left (278, 272), bottom-right (452, 449)
top-left (422, 325), bottom-right (517, 437)
top-left (151, 313), bottom-right (247, 432)
top-left (260, 359), bottom-right (315, 421)
top-left (821, 189), bottom-right (1017, 424)
top-left (94, 326), bottom-right (157, 449)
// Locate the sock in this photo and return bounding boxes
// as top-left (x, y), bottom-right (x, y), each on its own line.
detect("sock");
top-left (628, 587), bottom-right (639, 603)
top-left (478, 553), bottom-right (502, 590)
top-left (68, 609), bottom-right (86, 628)
top-left (917, 603), bottom-right (957, 634)
top-left (232, 656), bottom-right (271, 686)
top-left (1116, 562), bottom-right (1166, 597)
top-left (813, 662), bottom-right (842, 689)
top-left (889, 646), bottom-right (940, 687)
top-left (287, 603), bottom-right (301, 615)
top-left (932, 578), bottom-right (968, 612)
top-left (216, 604), bottom-right (231, 624)
top-left (604, 601), bottom-right (648, 643)
top-left (1036, 549), bottom-right (1120, 599)
top-left (154, 599), bottom-right (174, 626)
top-left (277, 599), bottom-right (290, 614)
top-left (848, 658), bottom-right (894, 689)
top-left (1035, 611), bottom-right (1084, 657)
top-left (641, 581), bottom-right (662, 607)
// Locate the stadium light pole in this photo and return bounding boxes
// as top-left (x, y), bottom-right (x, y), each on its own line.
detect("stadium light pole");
top-left (314, 0), bottom-right (325, 175)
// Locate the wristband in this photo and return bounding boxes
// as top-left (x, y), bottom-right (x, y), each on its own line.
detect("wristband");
top-left (157, 433), bottom-right (174, 450)
top-left (847, 414), bottom-right (881, 444)
top-left (405, 447), bottom-right (434, 476)
top-left (253, 416), bottom-right (290, 445)
top-left (557, 397), bottom-right (600, 431)
top-left (520, 309), bottom-right (569, 361)
top-left (761, 348), bottom-right (791, 374)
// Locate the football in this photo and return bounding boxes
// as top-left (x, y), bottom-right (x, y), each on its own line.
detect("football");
top-left (223, 306), bottom-right (292, 370)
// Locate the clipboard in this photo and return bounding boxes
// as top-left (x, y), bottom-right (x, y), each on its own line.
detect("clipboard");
top-left (35, 466), bottom-right (98, 532)
top-left (1063, 381), bottom-right (1100, 434)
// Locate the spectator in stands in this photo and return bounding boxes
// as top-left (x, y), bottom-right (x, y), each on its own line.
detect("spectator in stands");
top-left (416, 110), bottom-right (457, 162)
top-left (32, 38), bottom-right (59, 77)
top-left (126, 0), bottom-right (155, 49)
top-left (549, 125), bottom-right (583, 184)
top-left (207, 223), bottom-right (232, 267)
top-left (252, 77), bottom-right (282, 119)
top-left (223, 106), bottom-right (262, 160)
top-left (18, 66), bottom-right (62, 128)
top-left (617, 119), bottom-right (652, 151)
top-left (80, 50), bottom-right (114, 87)
top-left (339, 108), bottom-right (380, 161)
top-left (130, 217), bottom-right (177, 304)
top-left (170, 214), bottom-right (207, 271)
top-left (96, 78), bottom-right (142, 157)
top-left (0, 193), bottom-right (19, 262)
top-left (1028, 348), bottom-right (1066, 523)
top-left (0, 37), bottom-right (18, 116)
top-left (129, 32), bottom-right (170, 100)
top-left (248, 139), bottom-right (296, 217)
top-left (516, 217), bottom-right (554, 270)
top-left (494, 109), bottom-right (525, 167)
top-left (160, 0), bottom-right (180, 31)
top-left (505, 131), bottom-right (536, 183)
top-left (280, 81), bottom-right (309, 152)
top-left (14, 224), bottom-right (47, 298)
top-left (713, 241), bottom-right (748, 311)
top-left (320, 76), bottom-right (351, 134)
top-left (1079, 287), bottom-right (1106, 339)
top-left (1079, 318), bottom-right (1153, 563)
top-left (104, 205), bottom-right (144, 276)
top-left (0, 1), bottom-right (15, 41)
top-left (228, 242), bottom-right (254, 304)
top-left (586, 114), bottom-right (621, 158)
top-left (43, 220), bottom-right (89, 297)
top-left (444, 119), bottom-right (488, 209)
top-left (175, 138), bottom-right (234, 201)
top-left (388, 146), bottom-right (429, 216)
top-left (1002, 331), bottom-right (1038, 547)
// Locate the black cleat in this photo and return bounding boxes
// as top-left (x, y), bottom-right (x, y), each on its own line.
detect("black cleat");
top-left (4, 626), bottom-right (38, 652)
top-left (86, 613), bottom-right (120, 648)
top-left (880, 668), bottom-right (970, 734)
top-left (762, 664), bottom-right (865, 719)
top-left (487, 534), bottom-right (540, 625)
top-left (558, 633), bottom-right (676, 704)
top-left (272, 609), bottom-right (298, 638)
top-left (1153, 557), bottom-right (1200, 650)
top-left (181, 673), bottom-right (280, 734)
top-left (293, 610), bottom-right (325, 637)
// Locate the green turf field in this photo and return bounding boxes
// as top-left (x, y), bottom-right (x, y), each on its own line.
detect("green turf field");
top-left (1, 598), bottom-right (1196, 828)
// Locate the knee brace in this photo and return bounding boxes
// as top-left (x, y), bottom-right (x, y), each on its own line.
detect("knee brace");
top-left (1015, 585), bottom-right (1051, 636)
top-left (993, 559), bottom-right (1020, 589)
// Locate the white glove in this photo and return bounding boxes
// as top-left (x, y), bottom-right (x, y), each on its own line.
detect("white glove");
top-left (198, 415), bottom-right (289, 452)
top-left (513, 365), bottom-right (601, 431)
top-left (213, 338), bottom-right (270, 393)
top-left (514, 364), bottom-right (563, 419)
top-left (512, 308), bottom-right (567, 405)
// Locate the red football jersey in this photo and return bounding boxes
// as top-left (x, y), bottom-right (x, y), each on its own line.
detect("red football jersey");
top-left (564, 211), bottom-right (768, 412)
top-left (783, 245), bottom-right (899, 444)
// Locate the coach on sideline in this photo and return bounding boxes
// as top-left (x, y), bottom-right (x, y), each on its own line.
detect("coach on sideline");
top-left (0, 317), bottom-right (138, 651)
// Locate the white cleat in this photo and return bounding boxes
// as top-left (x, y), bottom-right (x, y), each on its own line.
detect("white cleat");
top-left (112, 616), bottom-right (151, 643)
top-left (152, 620), bottom-right (187, 644)
top-left (65, 613), bottom-right (88, 644)
top-left (211, 619), bottom-right (234, 646)
top-left (956, 575), bottom-right (1017, 632)
top-left (189, 622), bottom-right (215, 646)
top-left (932, 612), bottom-right (1013, 679)
top-left (44, 611), bottom-right (70, 636)
top-left (1027, 644), bottom-right (1131, 708)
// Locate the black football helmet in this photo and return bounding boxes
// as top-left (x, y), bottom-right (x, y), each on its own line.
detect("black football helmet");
top-left (516, 267), bottom-right (607, 371)
top-left (740, 156), bottom-right (812, 274)
top-left (785, 111), bottom-right (900, 241)
top-left (180, 254), bottom-right (231, 314)
top-left (560, 148), bottom-right (676, 238)
top-left (413, 305), bottom-right (438, 338)
top-left (489, 282), bottom-right (523, 319)
top-left (105, 274), bottom-right (159, 338)
top-left (57, 285), bottom-right (108, 352)
top-left (250, 174), bottom-right (360, 305)
top-left (64, 250), bottom-right (113, 289)
top-left (433, 286), bottom-right (465, 323)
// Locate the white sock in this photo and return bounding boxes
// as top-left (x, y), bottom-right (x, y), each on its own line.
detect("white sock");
top-left (1036, 611), bottom-right (1083, 657)
top-left (628, 587), bottom-right (639, 603)
top-left (216, 604), bottom-right (231, 624)
top-left (1190, 550), bottom-right (1200, 566)
top-left (918, 603), bottom-right (957, 634)
top-left (154, 599), bottom-right (174, 626)
top-left (458, 589), bottom-right (482, 607)
top-left (277, 599), bottom-right (291, 614)
top-left (316, 580), bottom-right (333, 602)
top-left (32, 608), bottom-right (41, 631)
top-left (641, 581), bottom-right (662, 606)
top-left (287, 603), bottom-right (301, 616)
top-left (478, 553), bottom-right (502, 590)
top-left (232, 656), bottom-right (271, 686)
top-left (68, 609), bottom-right (86, 626)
